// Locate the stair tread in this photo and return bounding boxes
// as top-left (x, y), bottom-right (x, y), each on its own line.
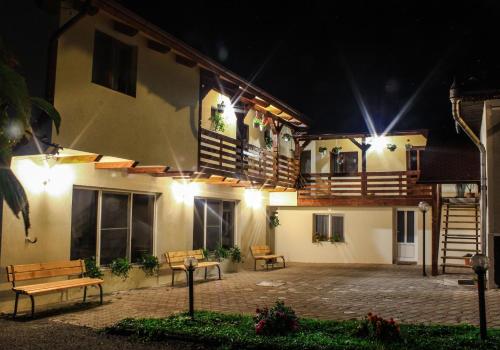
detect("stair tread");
top-left (443, 233), bottom-right (479, 237)
top-left (444, 221), bottom-right (480, 223)
top-left (444, 215), bottom-right (478, 217)
top-left (441, 256), bottom-right (473, 260)
top-left (442, 240), bottom-right (479, 243)
top-left (441, 263), bottom-right (473, 268)
top-left (443, 227), bottom-right (480, 230)
top-left (441, 248), bottom-right (479, 252)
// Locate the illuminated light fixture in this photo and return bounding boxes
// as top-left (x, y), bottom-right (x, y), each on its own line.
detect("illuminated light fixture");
top-left (16, 158), bottom-right (74, 196)
top-left (172, 181), bottom-right (198, 204)
top-left (244, 188), bottom-right (262, 209)
top-left (282, 133), bottom-right (292, 142)
top-left (369, 136), bottom-right (387, 153)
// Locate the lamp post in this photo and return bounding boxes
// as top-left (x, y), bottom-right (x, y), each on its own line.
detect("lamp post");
top-left (184, 256), bottom-right (198, 319)
top-left (471, 253), bottom-right (489, 340)
top-left (418, 201), bottom-right (430, 277)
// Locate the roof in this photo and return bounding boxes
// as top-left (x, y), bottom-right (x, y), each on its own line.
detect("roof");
top-left (295, 129), bottom-right (428, 141)
top-left (90, 0), bottom-right (310, 128)
top-left (418, 144), bottom-right (480, 184)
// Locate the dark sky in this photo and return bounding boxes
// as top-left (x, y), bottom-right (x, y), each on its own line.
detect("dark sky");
top-left (119, 0), bottom-right (500, 145)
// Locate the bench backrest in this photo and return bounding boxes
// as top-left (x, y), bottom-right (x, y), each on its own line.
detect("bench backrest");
top-left (165, 250), bottom-right (205, 266)
top-left (250, 245), bottom-right (272, 257)
top-left (6, 260), bottom-right (85, 286)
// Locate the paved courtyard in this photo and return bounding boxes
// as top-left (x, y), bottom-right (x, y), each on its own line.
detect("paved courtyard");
top-left (36, 263), bottom-right (500, 329)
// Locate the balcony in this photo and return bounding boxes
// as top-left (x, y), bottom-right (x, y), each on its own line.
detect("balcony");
top-left (198, 128), bottom-right (298, 189)
top-left (298, 170), bottom-right (432, 206)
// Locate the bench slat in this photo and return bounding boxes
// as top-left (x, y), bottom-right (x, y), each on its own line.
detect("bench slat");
top-left (251, 245), bottom-right (272, 256)
top-left (11, 260), bottom-right (83, 273)
top-left (166, 250), bottom-right (205, 265)
top-left (10, 266), bottom-right (84, 281)
top-left (14, 277), bottom-right (103, 295)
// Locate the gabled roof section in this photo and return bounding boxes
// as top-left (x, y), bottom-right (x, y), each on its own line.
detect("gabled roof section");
top-left (91, 0), bottom-right (310, 128)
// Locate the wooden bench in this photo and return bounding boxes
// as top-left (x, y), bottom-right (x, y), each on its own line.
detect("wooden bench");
top-left (165, 249), bottom-right (221, 286)
top-left (6, 259), bottom-right (104, 318)
top-left (250, 245), bottom-right (286, 271)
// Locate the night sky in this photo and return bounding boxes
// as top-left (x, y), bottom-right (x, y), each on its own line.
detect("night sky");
top-left (119, 0), bottom-right (500, 146)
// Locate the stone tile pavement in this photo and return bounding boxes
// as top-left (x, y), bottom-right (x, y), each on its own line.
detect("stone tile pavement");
top-left (47, 263), bottom-right (500, 329)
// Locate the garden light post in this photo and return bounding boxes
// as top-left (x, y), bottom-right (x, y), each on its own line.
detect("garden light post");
top-left (184, 256), bottom-right (198, 319)
top-left (418, 201), bottom-right (430, 277)
top-left (471, 253), bottom-right (489, 340)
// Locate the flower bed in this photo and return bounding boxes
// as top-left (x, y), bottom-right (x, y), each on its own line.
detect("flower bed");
top-left (105, 311), bottom-right (500, 350)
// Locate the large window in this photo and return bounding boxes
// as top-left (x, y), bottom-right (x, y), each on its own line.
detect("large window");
top-left (193, 198), bottom-right (235, 250)
top-left (70, 188), bottom-right (156, 265)
top-left (312, 213), bottom-right (345, 242)
top-left (331, 152), bottom-right (358, 174)
top-left (92, 30), bottom-right (137, 96)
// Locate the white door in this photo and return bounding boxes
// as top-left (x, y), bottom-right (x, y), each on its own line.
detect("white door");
top-left (396, 210), bottom-right (417, 262)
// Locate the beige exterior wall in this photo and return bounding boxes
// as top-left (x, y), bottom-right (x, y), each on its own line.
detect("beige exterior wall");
top-left (304, 134), bottom-right (427, 173)
top-left (0, 155), bottom-right (269, 313)
top-left (53, 9), bottom-right (199, 170)
top-left (273, 206), bottom-right (432, 265)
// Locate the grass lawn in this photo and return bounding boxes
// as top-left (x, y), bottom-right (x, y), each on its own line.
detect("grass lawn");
top-left (105, 311), bottom-right (500, 350)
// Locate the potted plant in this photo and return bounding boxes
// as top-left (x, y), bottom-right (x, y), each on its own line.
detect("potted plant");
top-left (386, 143), bottom-right (397, 152)
top-left (405, 140), bottom-right (413, 150)
top-left (214, 245), bottom-right (229, 262)
top-left (464, 253), bottom-right (473, 266)
top-left (319, 146), bottom-right (328, 158)
top-left (329, 234), bottom-right (342, 243)
top-left (264, 130), bottom-right (273, 150)
top-left (332, 146), bottom-right (342, 155)
top-left (226, 246), bottom-right (243, 273)
top-left (269, 212), bottom-right (280, 228)
top-left (110, 257), bottom-right (132, 280)
top-left (253, 115), bottom-right (265, 130)
top-left (313, 233), bottom-right (321, 243)
top-left (139, 254), bottom-right (160, 276)
top-left (84, 257), bottom-right (103, 279)
top-left (464, 184), bottom-right (476, 198)
top-left (209, 101), bottom-right (225, 132)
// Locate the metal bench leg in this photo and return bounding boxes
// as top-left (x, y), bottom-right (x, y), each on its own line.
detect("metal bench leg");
top-left (171, 270), bottom-right (175, 286)
top-left (282, 257), bottom-right (286, 268)
top-left (83, 286), bottom-right (87, 303)
top-left (29, 295), bottom-right (35, 318)
top-left (13, 293), bottom-right (19, 319)
top-left (254, 259), bottom-right (257, 271)
top-left (98, 284), bottom-right (103, 305)
top-left (204, 267), bottom-right (207, 280)
top-left (216, 265), bottom-right (221, 280)
top-left (185, 270), bottom-right (189, 287)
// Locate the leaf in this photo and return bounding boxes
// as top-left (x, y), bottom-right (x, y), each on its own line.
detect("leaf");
top-left (31, 97), bottom-right (61, 134)
top-left (0, 166), bottom-right (30, 236)
top-left (0, 61), bottom-right (31, 126)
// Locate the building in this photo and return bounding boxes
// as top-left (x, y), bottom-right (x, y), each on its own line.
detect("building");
top-left (0, 0), bottom-right (486, 314)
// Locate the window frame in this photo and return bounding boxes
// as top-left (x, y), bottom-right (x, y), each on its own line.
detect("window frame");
top-left (331, 151), bottom-right (358, 174)
top-left (312, 213), bottom-right (346, 243)
top-left (193, 197), bottom-right (237, 250)
top-left (71, 186), bottom-right (158, 266)
top-left (91, 30), bottom-right (138, 97)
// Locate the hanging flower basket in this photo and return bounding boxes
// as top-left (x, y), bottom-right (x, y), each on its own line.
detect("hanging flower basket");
top-left (387, 143), bottom-right (397, 152)
top-left (264, 130), bottom-right (273, 150)
top-left (210, 102), bottom-right (226, 132)
top-left (332, 146), bottom-right (342, 155)
top-left (319, 146), bottom-right (328, 158)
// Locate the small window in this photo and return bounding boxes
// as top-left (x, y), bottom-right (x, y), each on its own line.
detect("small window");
top-left (312, 213), bottom-right (346, 243)
top-left (313, 214), bottom-right (329, 242)
top-left (331, 215), bottom-right (345, 242)
top-left (92, 31), bottom-right (137, 96)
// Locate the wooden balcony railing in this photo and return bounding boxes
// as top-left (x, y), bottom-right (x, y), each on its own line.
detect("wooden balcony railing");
top-left (199, 128), bottom-right (298, 188)
top-left (298, 171), bottom-right (432, 199)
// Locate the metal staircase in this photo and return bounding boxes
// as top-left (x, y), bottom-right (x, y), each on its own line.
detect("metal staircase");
top-left (441, 198), bottom-right (480, 273)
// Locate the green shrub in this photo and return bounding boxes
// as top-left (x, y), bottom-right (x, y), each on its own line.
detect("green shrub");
top-left (84, 257), bottom-right (103, 279)
top-left (139, 254), bottom-right (160, 276)
top-left (255, 301), bottom-right (299, 336)
top-left (110, 258), bottom-right (132, 280)
top-left (214, 245), bottom-right (229, 261)
top-left (357, 312), bottom-right (400, 342)
top-left (229, 246), bottom-right (242, 263)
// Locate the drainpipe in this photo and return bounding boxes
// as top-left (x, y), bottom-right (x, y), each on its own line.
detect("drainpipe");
top-left (45, 0), bottom-right (94, 103)
top-left (450, 97), bottom-right (488, 257)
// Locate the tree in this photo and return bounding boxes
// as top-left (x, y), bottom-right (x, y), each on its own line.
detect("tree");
top-left (0, 38), bottom-right (61, 236)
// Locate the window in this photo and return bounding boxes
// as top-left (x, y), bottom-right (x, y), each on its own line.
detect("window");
top-left (193, 198), bottom-right (235, 250)
top-left (397, 210), bottom-right (415, 244)
top-left (92, 31), bottom-right (137, 96)
top-left (312, 213), bottom-right (345, 242)
top-left (331, 152), bottom-right (358, 174)
top-left (70, 188), bottom-right (156, 265)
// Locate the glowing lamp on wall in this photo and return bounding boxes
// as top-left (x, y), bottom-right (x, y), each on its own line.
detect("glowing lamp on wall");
top-left (172, 181), bottom-right (198, 204)
top-left (16, 158), bottom-right (74, 196)
top-left (244, 188), bottom-right (262, 209)
top-left (369, 136), bottom-right (387, 153)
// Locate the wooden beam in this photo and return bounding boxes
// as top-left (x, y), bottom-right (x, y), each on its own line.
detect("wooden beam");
top-left (128, 166), bottom-right (169, 174)
top-left (147, 39), bottom-right (171, 53)
top-left (298, 197), bottom-right (431, 207)
top-left (56, 154), bottom-right (102, 164)
top-left (152, 171), bottom-right (194, 177)
top-left (175, 54), bottom-right (197, 68)
top-left (113, 20), bottom-right (138, 36)
top-left (95, 160), bottom-right (138, 169)
top-left (431, 184), bottom-right (442, 276)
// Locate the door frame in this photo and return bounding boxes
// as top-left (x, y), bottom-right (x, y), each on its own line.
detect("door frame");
top-left (393, 208), bottom-right (418, 263)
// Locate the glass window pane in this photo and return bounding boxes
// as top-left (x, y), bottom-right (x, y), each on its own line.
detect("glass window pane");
top-left (314, 214), bottom-right (329, 241)
top-left (131, 194), bottom-right (155, 263)
top-left (397, 211), bottom-right (405, 243)
top-left (331, 216), bottom-right (344, 241)
top-left (70, 189), bottom-right (98, 260)
top-left (206, 226), bottom-right (220, 251)
top-left (206, 200), bottom-right (221, 250)
top-left (100, 192), bottom-right (129, 264)
top-left (406, 211), bottom-right (415, 243)
top-left (222, 201), bottom-right (235, 248)
top-left (193, 198), bottom-right (205, 250)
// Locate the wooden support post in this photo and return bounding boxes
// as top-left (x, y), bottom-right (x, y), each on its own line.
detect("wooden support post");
top-left (431, 184), bottom-right (441, 276)
top-left (349, 137), bottom-right (370, 196)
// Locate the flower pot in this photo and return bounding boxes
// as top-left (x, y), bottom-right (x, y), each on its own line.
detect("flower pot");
top-left (464, 257), bottom-right (472, 266)
top-left (465, 192), bottom-right (476, 198)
